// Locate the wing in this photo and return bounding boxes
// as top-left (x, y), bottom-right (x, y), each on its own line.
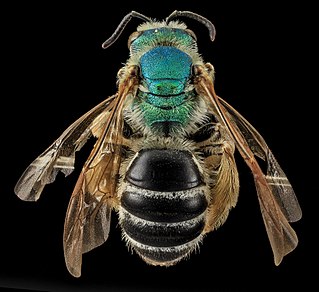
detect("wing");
top-left (63, 65), bottom-right (139, 277)
top-left (195, 64), bottom-right (302, 265)
top-left (217, 97), bottom-right (302, 223)
top-left (14, 95), bottom-right (117, 201)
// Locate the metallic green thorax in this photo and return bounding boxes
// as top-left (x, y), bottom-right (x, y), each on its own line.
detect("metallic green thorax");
top-left (130, 28), bottom-right (198, 132)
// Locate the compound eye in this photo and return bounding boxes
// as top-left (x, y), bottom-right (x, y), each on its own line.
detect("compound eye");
top-left (185, 29), bottom-right (197, 41)
top-left (128, 31), bottom-right (142, 48)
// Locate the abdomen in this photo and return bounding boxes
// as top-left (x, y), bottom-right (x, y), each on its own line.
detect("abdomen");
top-left (118, 148), bottom-right (208, 266)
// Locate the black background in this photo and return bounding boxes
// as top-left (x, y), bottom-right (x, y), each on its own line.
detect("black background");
top-left (2, 1), bottom-right (316, 291)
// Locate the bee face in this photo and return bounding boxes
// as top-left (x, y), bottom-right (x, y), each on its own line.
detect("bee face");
top-left (15, 11), bottom-right (302, 277)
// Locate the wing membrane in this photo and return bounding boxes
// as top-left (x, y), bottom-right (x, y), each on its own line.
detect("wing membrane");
top-left (63, 170), bottom-right (113, 278)
top-left (254, 176), bottom-right (298, 265)
top-left (195, 64), bottom-right (302, 265)
top-left (218, 97), bottom-right (302, 222)
top-left (14, 95), bottom-right (116, 201)
top-left (63, 67), bottom-right (138, 277)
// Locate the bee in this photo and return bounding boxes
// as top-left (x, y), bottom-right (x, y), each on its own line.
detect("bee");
top-left (15, 11), bottom-right (302, 277)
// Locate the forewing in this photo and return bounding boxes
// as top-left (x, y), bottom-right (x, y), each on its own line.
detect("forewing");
top-left (14, 95), bottom-right (116, 201)
top-left (63, 169), bottom-right (114, 278)
top-left (195, 65), bottom-right (301, 265)
top-left (63, 66), bottom-right (138, 277)
top-left (63, 109), bottom-right (123, 277)
top-left (218, 97), bottom-right (302, 222)
top-left (254, 174), bottom-right (299, 265)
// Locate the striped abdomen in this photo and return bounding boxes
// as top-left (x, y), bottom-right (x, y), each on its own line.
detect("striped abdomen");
top-left (119, 148), bottom-right (208, 265)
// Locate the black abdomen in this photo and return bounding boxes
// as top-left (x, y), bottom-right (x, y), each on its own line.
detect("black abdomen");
top-left (125, 148), bottom-right (203, 191)
top-left (120, 149), bottom-right (207, 266)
